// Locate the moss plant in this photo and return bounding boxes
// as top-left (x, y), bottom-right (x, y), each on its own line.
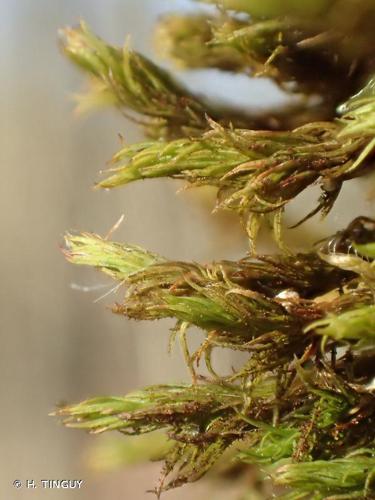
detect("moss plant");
top-left (55, 2), bottom-right (375, 498)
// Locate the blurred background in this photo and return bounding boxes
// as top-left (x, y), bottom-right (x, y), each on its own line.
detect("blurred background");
top-left (1, 1), bottom-right (374, 499)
